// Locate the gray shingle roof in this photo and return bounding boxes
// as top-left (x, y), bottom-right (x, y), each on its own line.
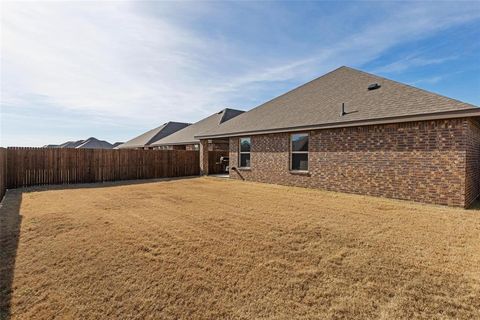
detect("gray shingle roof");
top-left (151, 108), bottom-right (244, 146)
top-left (58, 140), bottom-right (84, 148)
top-left (76, 137), bottom-right (113, 149)
top-left (197, 66), bottom-right (478, 138)
top-left (117, 122), bottom-right (190, 149)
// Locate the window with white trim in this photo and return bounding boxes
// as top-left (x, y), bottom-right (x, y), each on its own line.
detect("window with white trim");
top-left (239, 137), bottom-right (251, 168)
top-left (290, 133), bottom-right (308, 171)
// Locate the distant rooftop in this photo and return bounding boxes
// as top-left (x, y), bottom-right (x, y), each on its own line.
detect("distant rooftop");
top-left (117, 122), bottom-right (190, 149)
top-left (76, 137), bottom-right (113, 149)
top-left (43, 138), bottom-right (113, 149)
top-left (151, 108), bottom-right (244, 146)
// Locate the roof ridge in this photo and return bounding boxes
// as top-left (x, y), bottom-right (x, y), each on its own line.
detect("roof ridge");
top-left (145, 123), bottom-right (169, 145)
top-left (260, 66), bottom-right (348, 107)
top-left (221, 66), bottom-right (350, 125)
top-left (219, 109), bottom-right (229, 125)
top-left (218, 107), bottom-right (245, 124)
top-left (166, 121), bottom-right (191, 125)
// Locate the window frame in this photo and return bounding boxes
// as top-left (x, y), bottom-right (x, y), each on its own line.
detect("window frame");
top-left (238, 137), bottom-right (251, 169)
top-left (290, 132), bottom-right (309, 172)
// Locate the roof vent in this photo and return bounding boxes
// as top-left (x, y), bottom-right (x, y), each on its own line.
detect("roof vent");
top-left (368, 83), bottom-right (381, 91)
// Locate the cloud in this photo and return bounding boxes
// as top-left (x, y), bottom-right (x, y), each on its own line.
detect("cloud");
top-left (198, 2), bottom-right (480, 88)
top-left (1, 1), bottom-right (479, 146)
top-left (410, 75), bottom-right (445, 85)
top-left (372, 55), bottom-right (459, 74)
top-left (1, 2), bottom-right (216, 121)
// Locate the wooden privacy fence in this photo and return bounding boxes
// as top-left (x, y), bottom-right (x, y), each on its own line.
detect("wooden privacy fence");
top-left (5, 147), bottom-right (200, 189)
top-left (0, 148), bottom-right (6, 200)
top-left (208, 151), bottom-right (229, 175)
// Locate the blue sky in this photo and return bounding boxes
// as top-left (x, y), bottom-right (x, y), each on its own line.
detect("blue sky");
top-left (1, 1), bottom-right (479, 146)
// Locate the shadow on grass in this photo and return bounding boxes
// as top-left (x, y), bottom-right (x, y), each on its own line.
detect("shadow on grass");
top-left (467, 198), bottom-right (480, 211)
top-left (0, 176), bottom-right (198, 319)
top-left (0, 191), bottom-right (22, 320)
top-left (14, 175), bottom-right (200, 193)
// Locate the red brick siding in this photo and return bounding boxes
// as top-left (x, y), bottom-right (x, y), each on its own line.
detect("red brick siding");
top-left (229, 118), bottom-right (474, 207)
top-left (465, 119), bottom-right (480, 207)
top-left (200, 140), bottom-right (209, 175)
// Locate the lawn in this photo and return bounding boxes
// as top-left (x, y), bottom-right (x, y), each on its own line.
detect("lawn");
top-left (1, 177), bottom-right (479, 319)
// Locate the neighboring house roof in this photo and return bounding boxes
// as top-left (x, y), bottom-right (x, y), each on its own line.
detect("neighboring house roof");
top-left (43, 138), bottom-right (117, 149)
top-left (151, 108), bottom-right (244, 146)
top-left (111, 142), bottom-right (124, 148)
top-left (76, 137), bottom-right (113, 149)
top-left (197, 66), bottom-right (479, 138)
top-left (58, 140), bottom-right (84, 148)
top-left (117, 122), bottom-right (190, 149)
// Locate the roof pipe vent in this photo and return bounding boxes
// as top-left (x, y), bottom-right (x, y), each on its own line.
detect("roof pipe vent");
top-left (368, 83), bottom-right (381, 90)
top-left (341, 103), bottom-right (346, 116)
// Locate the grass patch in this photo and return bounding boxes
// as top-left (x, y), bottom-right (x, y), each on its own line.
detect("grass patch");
top-left (1, 177), bottom-right (479, 319)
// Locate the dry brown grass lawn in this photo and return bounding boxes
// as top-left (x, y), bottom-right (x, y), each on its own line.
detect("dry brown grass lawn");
top-left (1, 177), bottom-right (480, 320)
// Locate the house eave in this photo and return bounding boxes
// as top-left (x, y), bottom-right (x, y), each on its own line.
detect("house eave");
top-left (195, 108), bottom-right (480, 139)
top-left (150, 141), bottom-right (200, 147)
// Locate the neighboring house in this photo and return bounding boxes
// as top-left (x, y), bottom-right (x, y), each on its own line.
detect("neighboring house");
top-left (43, 138), bottom-right (112, 149)
top-left (116, 122), bottom-right (190, 149)
top-left (111, 142), bottom-right (124, 148)
top-left (150, 108), bottom-right (244, 151)
top-left (196, 66), bottom-right (480, 208)
top-left (76, 137), bottom-right (113, 149)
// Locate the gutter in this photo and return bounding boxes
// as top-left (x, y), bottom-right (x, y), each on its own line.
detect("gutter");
top-left (195, 108), bottom-right (480, 139)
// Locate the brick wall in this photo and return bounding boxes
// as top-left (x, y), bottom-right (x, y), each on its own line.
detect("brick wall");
top-left (200, 140), bottom-right (209, 175)
top-left (229, 118), bottom-right (479, 207)
top-left (465, 119), bottom-right (480, 207)
top-left (199, 140), bottom-right (230, 174)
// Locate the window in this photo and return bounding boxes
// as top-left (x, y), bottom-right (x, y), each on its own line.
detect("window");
top-left (239, 137), bottom-right (251, 168)
top-left (290, 133), bottom-right (308, 171)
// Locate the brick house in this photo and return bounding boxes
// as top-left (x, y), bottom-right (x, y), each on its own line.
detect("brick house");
top-left (151, 108), bottom-right (244, 151)
top-left (196, 67), bottom-right (480, 207)
top-left (116, 121), bottom-right (190, 149)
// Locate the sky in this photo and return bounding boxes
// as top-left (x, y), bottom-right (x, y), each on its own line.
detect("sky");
top-left (1, 1), bottom-right (479, 147)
